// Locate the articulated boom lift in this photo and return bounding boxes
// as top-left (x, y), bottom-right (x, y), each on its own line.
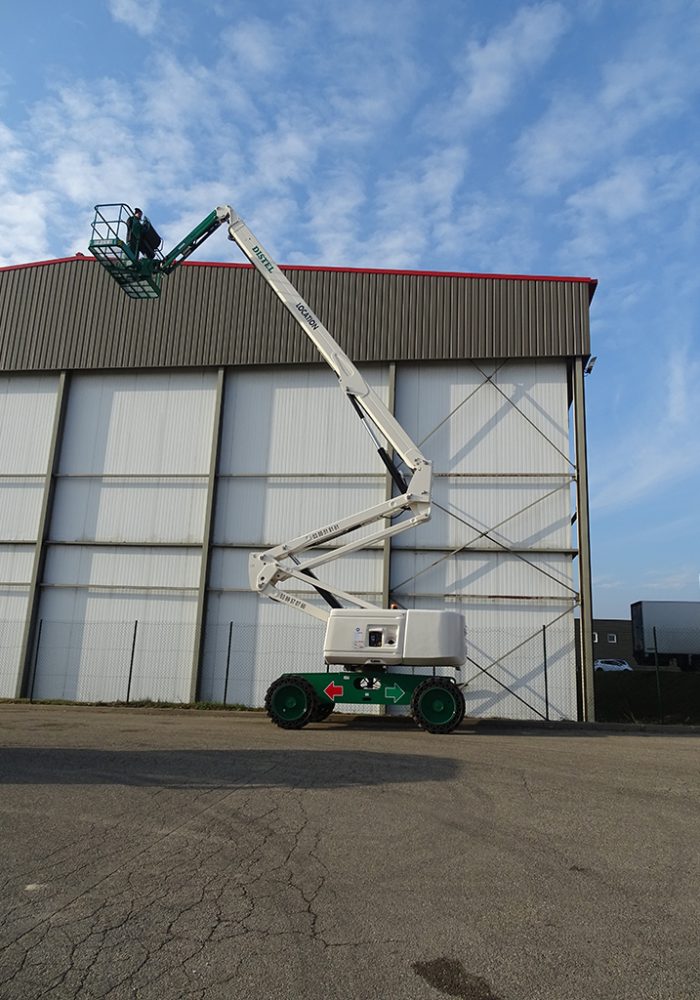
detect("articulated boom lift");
top-left (89, 203), bottom-right (467, 733)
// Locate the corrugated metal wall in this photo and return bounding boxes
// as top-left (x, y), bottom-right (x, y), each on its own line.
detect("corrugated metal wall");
top-left (0, 255), bottom-right (593, 716)
top-left (0, 375), bottom-right (60, 696)
top-left (199, 365), bottom-right (390, 711)
top-left (392, 360), bottom-right (577, 720)
top-left (31, 371), bottom-right (219, 702)
top-left (2, 360), bottom-right (581, 720)
top-left (0, 258), bottom-right (593, 372)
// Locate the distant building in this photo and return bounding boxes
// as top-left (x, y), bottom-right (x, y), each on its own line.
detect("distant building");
top-left (592, 618), bottom-right (638, 666)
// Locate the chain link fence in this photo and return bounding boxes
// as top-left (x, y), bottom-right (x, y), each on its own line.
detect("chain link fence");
top-left (462, 621), bottom-right (575, 721)
top-left (645, 626), bottom-right (700, 671)
top-left (0, 616), bottom-right (579, 720)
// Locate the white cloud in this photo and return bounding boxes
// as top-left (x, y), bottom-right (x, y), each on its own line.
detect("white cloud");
top-left (431, 2), bottom-right (569, 135)
top-left (297, 172), bottom-right (367, 266)
top-left (0, 191), bottom-right (51, 268)
top-left (590, 340), bottom-right (700, 511)
top-left (557, 155), bottom-right (700, 274)
top-left (222, 18), bottom-right (285, 74)
top-left (108, 0), bottom-right (161, 36)
top-left (514, 7), bottom-right (700, 196)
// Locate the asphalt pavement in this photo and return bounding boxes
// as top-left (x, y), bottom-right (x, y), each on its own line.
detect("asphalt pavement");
top-left (0, 705), bottom-right (698, 1000)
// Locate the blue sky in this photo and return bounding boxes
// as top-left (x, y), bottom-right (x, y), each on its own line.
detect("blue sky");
top-left (0, 0), bottom-right (698, 618)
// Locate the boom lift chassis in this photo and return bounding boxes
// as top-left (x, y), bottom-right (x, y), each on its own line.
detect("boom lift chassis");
top-left (89, 203), bottom-right (467, 733)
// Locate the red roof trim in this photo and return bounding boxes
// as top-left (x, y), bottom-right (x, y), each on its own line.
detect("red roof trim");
top-left (0, 254), bottom-right (598, 290)
top-left (0, 255), bottom-right (95, 272)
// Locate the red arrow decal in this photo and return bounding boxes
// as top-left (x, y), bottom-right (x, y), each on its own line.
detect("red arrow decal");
top-left (324, 681), bottom-right (344, 701)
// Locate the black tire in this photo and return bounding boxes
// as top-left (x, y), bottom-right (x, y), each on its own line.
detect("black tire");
top-left (265, 675), bottom-right (317, 729)
top-left (310, 700), bottom-right (335, 722)
top-left (411, 677), bottom-right (465, 734)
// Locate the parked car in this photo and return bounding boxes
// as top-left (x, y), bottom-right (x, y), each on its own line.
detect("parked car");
top-left (594, 658), bottom-right (633, 672)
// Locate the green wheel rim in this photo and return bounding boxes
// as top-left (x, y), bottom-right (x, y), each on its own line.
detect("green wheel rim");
top-left (417, 686), bottom-right (458, 727)
top-left (270, 682), bottom-right (309, 722)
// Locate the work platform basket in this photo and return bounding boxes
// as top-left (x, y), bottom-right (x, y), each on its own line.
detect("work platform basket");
top-left (89, 204), bottom-right (164, 299)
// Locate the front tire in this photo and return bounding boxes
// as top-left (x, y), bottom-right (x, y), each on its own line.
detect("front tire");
top-left (411, 677), bottom-right (465, 734)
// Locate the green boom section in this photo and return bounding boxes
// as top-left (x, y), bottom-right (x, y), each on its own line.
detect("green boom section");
top-left (160, 210), bottom-right (222, 273)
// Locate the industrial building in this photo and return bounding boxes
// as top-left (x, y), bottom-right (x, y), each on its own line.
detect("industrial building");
top-left (0, 255), bottom-right (596, 720)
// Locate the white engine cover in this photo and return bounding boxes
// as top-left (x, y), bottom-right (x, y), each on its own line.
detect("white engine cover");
top-left (323, 608), bottom-right (466, 667)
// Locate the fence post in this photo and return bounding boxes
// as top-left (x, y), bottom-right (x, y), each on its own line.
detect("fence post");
top-left (542, 624), bottom-right (550, 721)
top-left (28, 619), bottom-right (43, 703)
top-left (653, 626), bottom-right (663, 724)
top-left (223, 621), bottom-right (233, 705)
top-left (126, 620), bottom-right (138, 703)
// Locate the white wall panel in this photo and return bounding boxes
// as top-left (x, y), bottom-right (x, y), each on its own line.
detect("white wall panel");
top-left (390, 360), bottom-right (578, 720)
top-left (0, 545), bottom-right (35, 584)
top-left (0, 591), bottom-right (29, 698)
top-left (199, 593), bottom-right (326, 707)
top-left (0, 375), bottom-right (58, 472)
top-left (0, 481), bottom-right (46, 541)
top-left (0, 376), bottom-right (59, 698)
top-left (394, 478), bottom-right (572, 551)
top-left (33, 590), bottom-right (197, 703)
top-left (391, 551), bottom-right (575, 600)
top-left (219, 366), bottom-right (389, 474)
top-left (209, 546), bottom-right (383, 598)
top-left (59, 372), bottom-right (217, 474)
top-left (51, 480), bottom-right (207, 543)
top-left (203, 365), bottom-right (390, 708)
top-left (396, 361), bottom-right (570, 475)
top-left (43, 546), bottom-right (201, 590)
top-left (214, 477), bottom-right (385, 545)
top-left (31, 371), bottom-right (217, 704)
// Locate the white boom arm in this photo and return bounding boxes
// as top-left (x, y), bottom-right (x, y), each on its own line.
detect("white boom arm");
top-left (217, 205), bottom-right (433, 623)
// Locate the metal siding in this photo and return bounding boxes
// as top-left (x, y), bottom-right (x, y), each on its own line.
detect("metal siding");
top-left (59, 372), bottom-right (217, 474)
top-left (391, 361), bottom-right (577, 721)
top-left (51, 480), bottom-right (208, 544)
top-left (0, 259), bottom-right (592, 372)
top-left (214, 478), bottom-right (385, 546)
top-left (0, 259), bottom-right (592, 716)
top-left (0, 375), bottom-right (59, 694)
top-left (199, 364), bottom-right (390, 703)
top-left (32, 592), bottom-right (197, 702)
top-left (30, 370), bottom-right (218, 703)
top-left (218, 366), bottom-right (390, 475)
top-left (43, 546), bottom-right (201, 589)
top-left (208, 546), bottom-right (383, 599)
top-left (391, 550), bottom-right (575, 599)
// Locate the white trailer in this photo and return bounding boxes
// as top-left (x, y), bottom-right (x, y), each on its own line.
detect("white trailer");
top-left (631, 601), bottom-right (700, 668)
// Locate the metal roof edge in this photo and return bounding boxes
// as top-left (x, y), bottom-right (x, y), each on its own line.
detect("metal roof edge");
top-left (0, 254), bottom-right (598, 293)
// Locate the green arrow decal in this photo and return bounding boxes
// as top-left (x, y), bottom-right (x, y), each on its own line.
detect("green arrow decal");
top-left (384, 683), bottom-right (406, 704)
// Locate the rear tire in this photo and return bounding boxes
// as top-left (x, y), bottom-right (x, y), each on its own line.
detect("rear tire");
top-left (265, 675), bottom-right (317, 729)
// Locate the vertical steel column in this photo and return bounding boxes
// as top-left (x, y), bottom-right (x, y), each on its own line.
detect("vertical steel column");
top-left (16, 372), bottom-right (69, 699)
top-left (190, 368), bottom-right (226, 703)
top-left (381, 363), bottom-right (398, 609)
top-left (572, 357), bottom-right (595, 721)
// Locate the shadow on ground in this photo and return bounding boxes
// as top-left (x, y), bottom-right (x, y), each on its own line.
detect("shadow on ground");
top-left (0, 746), bottom-right (460, 790)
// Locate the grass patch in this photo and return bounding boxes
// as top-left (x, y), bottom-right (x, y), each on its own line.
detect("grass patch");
top-left (0, 697), bottom-right (262, 712)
